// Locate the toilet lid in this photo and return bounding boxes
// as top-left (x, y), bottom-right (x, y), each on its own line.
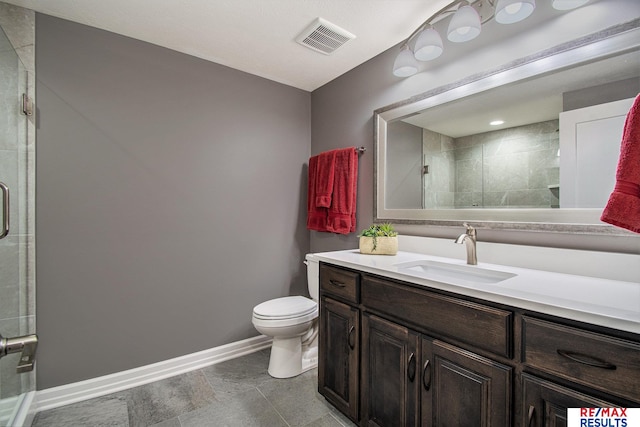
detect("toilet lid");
top-left (253, 296), bottom-right (317, 320)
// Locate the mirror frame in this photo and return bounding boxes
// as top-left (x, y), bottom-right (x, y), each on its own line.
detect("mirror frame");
top-left (374, 20), bottom-right (640, 235)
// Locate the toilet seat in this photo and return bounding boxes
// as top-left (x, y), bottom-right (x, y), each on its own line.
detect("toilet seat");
top-left (252, 296), bottom-right (318, 328)
top-left (253, 296), bottom-right (317, 320)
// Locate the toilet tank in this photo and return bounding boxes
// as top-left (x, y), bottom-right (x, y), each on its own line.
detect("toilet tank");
top-left (305, 253), bottom-right (320, 301)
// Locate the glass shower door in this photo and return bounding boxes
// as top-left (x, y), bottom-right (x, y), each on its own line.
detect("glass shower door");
top-left (0, 23), bottom-right (36, 427)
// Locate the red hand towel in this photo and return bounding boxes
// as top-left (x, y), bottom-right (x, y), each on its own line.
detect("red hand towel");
top-left (315, 150), bottom-right (337, 208)
top-left (601, 94), bottom-right (640, 233)
top-left (350, 149), bottom-right (359, 233)
top-left (307, 155), bottom-right (329, 232)
top-left (326, 148), bottom-right (358, 234)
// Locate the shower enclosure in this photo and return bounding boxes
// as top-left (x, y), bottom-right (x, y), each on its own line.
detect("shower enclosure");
top-left (0, 20), bottom-right (37, 427)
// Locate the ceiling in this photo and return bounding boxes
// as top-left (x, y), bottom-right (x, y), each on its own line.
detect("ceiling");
top-left (3, 0), bottom-right (452, 91)
top-left (403, 50), bottom-right (640, 137)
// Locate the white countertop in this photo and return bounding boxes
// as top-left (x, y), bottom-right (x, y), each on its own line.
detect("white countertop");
top-left (313, 249), bottom-right (640, 335)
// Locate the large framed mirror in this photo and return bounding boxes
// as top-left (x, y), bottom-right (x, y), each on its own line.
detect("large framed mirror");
top-left (375, 21), bottom-right (639, 234)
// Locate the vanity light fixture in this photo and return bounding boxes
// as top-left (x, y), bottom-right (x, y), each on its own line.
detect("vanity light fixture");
top-left (447, 3), bottom-right (482, 42)
top-left (490, 120), bottom-right (505, 125)
top-left (495, 0), bottom-right (536, 24)
top-left (392, 0), bottom-right (590, 77)
top-left (392, 45), bottom-right (420, 77)
top-left (414, 27), bottom-right (444, 61)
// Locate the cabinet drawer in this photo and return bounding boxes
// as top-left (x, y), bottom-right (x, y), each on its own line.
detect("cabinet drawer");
top-left (522, 316), bottom-right (640, 402)
top-left (320, 264), bottom-right (360, 304)
top-left (361, 275), bottom-right (512, 358)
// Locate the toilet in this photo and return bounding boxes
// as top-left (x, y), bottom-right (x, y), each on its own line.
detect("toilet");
top-left (251, 253), bottom-right (319, 378)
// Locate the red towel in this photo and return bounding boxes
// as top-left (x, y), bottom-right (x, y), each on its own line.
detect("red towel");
top-left (601, 94), bottom-right (640, 233)
top-left (326, 148), bottom-right (358, 234)
top-left (315, 150), bottom-right (336, 208)
top-left (307, 155), bottom-right (329, 232)
top-left (306, 148), bottom-right (359, 234)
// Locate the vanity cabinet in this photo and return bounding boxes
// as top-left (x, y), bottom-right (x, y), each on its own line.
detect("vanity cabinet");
top-left (360, 274), bottom-right (512, 427)
top-left (521, 316), bottom-right (640, 403)
top-left (318, 264), bottom-right (360, 422)
top-left (317, 262), bottom-right (640, 427)
top-left (361, 313), bottom-right (420, 426)
top-left (520, 316), bottom-right (640, 426)
top-left (421, 339), bottom-right (511, 426)
top-left (521, 373), bottom-right (620, 427)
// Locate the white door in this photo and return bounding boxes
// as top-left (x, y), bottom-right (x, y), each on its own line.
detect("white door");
top-left (559, 97), bottom-right (635, 208)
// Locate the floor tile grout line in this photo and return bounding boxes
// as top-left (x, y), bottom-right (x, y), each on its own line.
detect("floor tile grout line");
top-left (255, 386), bottom-right (291, 427)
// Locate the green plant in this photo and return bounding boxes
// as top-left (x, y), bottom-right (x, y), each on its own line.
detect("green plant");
top-left (359, 223), bottom-right (397, 251)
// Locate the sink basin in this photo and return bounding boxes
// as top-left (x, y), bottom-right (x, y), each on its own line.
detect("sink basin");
top-left (393, 260), bottom-right (517, 284)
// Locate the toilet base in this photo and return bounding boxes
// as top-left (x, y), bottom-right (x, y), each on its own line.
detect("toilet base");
top-left (267, 336), bottom-right (318, 379)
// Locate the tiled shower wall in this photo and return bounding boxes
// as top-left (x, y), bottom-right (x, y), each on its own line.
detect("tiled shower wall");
top-left (0, 0), bottom-right (36, 402)
top-left (423, 120), bottom-right (560, 209)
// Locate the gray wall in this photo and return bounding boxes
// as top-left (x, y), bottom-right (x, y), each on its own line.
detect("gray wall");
top-left (563, 77), bottom-right (640, 111)
top-left (311, 0), bottom-right (640, 254)
top-left (36, 15), bottom-right (311, 389)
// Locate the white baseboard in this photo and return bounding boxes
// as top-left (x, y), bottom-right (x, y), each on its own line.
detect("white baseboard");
top-left (35, 335), bottom-right (272, 413)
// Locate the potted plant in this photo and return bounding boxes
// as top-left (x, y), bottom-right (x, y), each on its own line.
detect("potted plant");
top-left (359, 223), bottom-right (398, 255)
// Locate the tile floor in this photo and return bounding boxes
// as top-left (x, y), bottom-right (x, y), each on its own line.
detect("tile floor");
top-left (31, 349), bottom-right (357, 427)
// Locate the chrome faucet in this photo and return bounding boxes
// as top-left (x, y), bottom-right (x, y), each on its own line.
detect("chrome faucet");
top-left (455, 223), bottom-right (477, 265)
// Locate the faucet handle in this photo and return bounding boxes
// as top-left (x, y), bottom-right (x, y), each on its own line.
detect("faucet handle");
top-left (462, 222), bottom-right (476, 236)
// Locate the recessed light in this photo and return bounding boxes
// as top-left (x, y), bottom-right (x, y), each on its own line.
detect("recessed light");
top-left (490, 120), bottom-right (504, 126)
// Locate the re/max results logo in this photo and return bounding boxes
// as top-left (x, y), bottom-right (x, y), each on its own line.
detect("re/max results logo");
top-left (568, 408), bottom-right (640, 427)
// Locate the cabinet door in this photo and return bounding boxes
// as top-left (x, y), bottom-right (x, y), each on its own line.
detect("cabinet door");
top-left (362, 313), bottom-right (420, 427)
top-left (521, 373), bottom-right (619, 427)
top-left (318, 296), bottom-right (359, 421)
top-left (421, 339), bottom-right (512, 427)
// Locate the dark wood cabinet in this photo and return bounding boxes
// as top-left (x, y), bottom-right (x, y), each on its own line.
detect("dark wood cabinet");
top-left (318, 264), bottom-right (360, 422)
top-left (361, 275), bottom-right (513, 358)
top-left (360, 314), bottom-right (511, 427)
top-left (318, 297), bottom-right (359, 421)
top-left (422, 339), bottom-right (512, 427)
top-left (522, 316), bottom-right (640, 403)
top-left (521, 373), bottom-right (619, 427)
top-left (317, 262), bottom-right (639, 427)
top-left (361, 313), bottom-right (420, 427)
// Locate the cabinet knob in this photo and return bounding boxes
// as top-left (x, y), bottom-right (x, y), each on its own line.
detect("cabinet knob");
top-left (407, 352), bottom-right (416, 382)
top-left (422, 359), bottom-right (432, 391)
top-left (348, 326), bottom-right (355, 350)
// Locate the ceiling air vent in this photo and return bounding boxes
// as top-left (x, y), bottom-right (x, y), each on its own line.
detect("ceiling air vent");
top-left (296, 18), bottom-right (356, 55)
